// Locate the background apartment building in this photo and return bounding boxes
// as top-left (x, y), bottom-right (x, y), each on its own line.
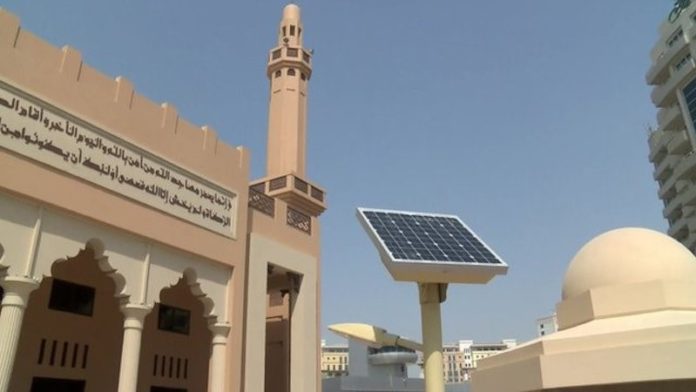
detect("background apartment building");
top-left (420, 339), bottom-right (517, 383)
top-left (647, 0), bottom-right (696, 251)
top-left (321, 341), bottom-right (349, 378)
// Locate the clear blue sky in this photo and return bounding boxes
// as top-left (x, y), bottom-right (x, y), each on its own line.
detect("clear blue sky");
top-left (2, 1), bottom-right (673, 343)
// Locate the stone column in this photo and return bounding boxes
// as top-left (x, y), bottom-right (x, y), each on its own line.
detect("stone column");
top-left (117, 304), bottom-right (152, 392)
top-left (0, 276), bottom-right (39, 392)
top-left (208, 323), bottom-right (232, 392)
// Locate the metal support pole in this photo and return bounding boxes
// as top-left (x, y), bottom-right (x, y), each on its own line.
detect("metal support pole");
top-left (418, 282), bottom-right (447, 392)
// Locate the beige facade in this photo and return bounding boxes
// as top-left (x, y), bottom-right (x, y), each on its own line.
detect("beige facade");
top-left (471, 228), bottom-right (696, 392)
top-left (438, 339), bottom-right (516, 383)
top-left (647, 1), bottom-right (696, 252)
top-left (0, 3), bottom-right (323, 392)
top-left (320, 342), bottom-right (349, 378)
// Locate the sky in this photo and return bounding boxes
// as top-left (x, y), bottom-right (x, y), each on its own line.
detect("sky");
top-left (1, 1), bottom-right (674, 344)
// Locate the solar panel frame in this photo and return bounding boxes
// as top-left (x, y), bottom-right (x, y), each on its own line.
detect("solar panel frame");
top-left (357, 207), bottom-right (507, 267)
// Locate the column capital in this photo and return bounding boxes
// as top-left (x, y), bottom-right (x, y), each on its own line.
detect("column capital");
top-left (0, 276), bottom-right (40, 308)
top-left (120, 304), bottom-right (152, 330)
top-left (210, 323), bottom-right (231, 345)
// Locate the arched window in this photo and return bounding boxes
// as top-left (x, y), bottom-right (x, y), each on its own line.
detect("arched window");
top-left (287, 68), bottom-right (296, 76)
top-left (282, 26), bottom-right (287, 36)
top-left (300, 73), bottom-right (306, 81)
top-left (275, 70), bottom-right (281, 78)
top-left (290, 25), bottom-right (296, 36)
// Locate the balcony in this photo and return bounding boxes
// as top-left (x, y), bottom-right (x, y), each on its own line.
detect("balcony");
top-left (248, 186), bottom-right (315, 236)
top-left (682, 182), bottom-right (696, 207)
top-left (646, 35), bottom-right (689, 85)
top-left (648, 130), bottom-right (669, 163)
top-left (683, 229), bottom-right (696, 250)
top-left (668, 130), bottom-right (691, 154)
top-left (250, 174), bottom-right (326, 217)
top-left (657, 104), bottom-right (685, 131)
top-left (651, 59), bottom-right (696, 108)
top-left (266, 46), bottom-right (312, 78)
top-left (668, 215), bottom-right (689, 240)
top-left (663, 197), bottom-right (682, 223)
top-left (674, 151), bottom-right (696, 180)
top-left (653, 154), bottom-right (678, 181)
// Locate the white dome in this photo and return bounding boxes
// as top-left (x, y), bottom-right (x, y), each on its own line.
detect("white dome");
top-left (562, 228), bottom-right (696, 300)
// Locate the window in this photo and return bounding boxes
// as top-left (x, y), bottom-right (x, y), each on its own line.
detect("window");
top-left (151, 388), bottom-right (186, 392)
top-left (158, 304), bottom-right (190, 335)
top-left (300, 73), bottom-right (307, 81)
top-left (274, 70), bottom-right (281, 78)
top-left (287, 68), bottom-right (296, 76)
top-left (48, 279), bottom-right (95, 316)
top-left (675, 53), bottom-right (692, 71)
top-left (683, 77), bottom-right (696, 137)
top-left (31, 377), bottom-right (85, 392)
top-left (282, 26), bottom-right (286, 36)
top-left (667, 29), bottom-right (684, 47)
top-left (290, 25), bottom-right (296, 36)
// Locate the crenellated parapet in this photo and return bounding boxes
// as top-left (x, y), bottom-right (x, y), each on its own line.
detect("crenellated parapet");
top-left (0, 9), bottom-right (249, 191)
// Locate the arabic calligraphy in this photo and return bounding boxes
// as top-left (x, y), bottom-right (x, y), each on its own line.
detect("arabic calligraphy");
top-left (0, 86), bottom-right (236, 237)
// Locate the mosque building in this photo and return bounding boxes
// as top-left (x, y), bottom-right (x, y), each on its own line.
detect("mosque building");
top-left (0, 4), bottom-right (323, 392)
top-left (472, 228), bottom-right (696, 392)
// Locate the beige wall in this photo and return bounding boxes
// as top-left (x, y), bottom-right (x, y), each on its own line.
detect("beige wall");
top-left (244, 233), bottom-right (319, 392)
top-left (0, 8), bottom-right (250, 392)
top-left (138, 279), bottom-right (213, 392)
top-left (0, 5), bottom-right (325, 392)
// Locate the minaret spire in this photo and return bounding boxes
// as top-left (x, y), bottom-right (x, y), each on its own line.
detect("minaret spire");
top-left (266, 3), bottom-right (312, 178)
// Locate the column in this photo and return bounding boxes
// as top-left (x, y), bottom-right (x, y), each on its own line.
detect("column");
top-left (419, 283), bottom-right (446, 392)
top-left (208, 323), bottom-right (231, 392)
top-left (0, 276), bottom-right (39, 392)
top-left (117, 304), bottom-right (152, 392)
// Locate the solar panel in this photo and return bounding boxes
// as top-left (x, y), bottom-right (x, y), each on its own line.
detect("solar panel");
top-left (357, 208), bottom-right (505, 266)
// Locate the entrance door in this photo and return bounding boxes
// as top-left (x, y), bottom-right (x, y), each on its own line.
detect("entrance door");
top-left (30, 377), bottom-right (85, 392)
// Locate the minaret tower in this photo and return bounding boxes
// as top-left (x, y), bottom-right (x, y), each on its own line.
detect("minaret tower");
top-left (266, 4), bottom-right (310, 178)
top-left (254, 4), bottom-right (325, 217)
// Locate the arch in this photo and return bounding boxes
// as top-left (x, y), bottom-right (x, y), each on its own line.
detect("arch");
top-left (146, 244), bottom-right (231, 325)
top-left (137, 274), bottom-right (214, 392)
top-left (48, 239), bottom-right (129, 303)
top-left (10, 244), bottom-right (126, 391)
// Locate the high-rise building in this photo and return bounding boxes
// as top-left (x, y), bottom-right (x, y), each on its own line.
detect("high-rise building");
top-left (647, 1), bottom-right (696, 251)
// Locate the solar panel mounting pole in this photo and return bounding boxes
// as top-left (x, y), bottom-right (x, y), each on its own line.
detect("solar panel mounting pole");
top-left (419, 282), bottom-right (447, 392)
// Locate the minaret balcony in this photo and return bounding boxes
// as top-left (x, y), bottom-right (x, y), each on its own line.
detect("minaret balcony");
top-left (250, 174), bottom-right (326, 217)
top-left (267, 47), bottom-right (312, 77)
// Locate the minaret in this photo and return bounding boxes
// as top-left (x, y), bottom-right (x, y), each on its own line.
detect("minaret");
top-left (256, 4), bottom-right (325, 217)
top-left (266, 4), bottom-right (312, 178)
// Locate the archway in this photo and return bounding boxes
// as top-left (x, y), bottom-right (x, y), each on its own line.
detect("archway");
top-left (10, 247), bottom-right (124, 391)
top-left (137, 277), bottom-right (213, 392)
top-left (265, 265), bottom-right (302, 392)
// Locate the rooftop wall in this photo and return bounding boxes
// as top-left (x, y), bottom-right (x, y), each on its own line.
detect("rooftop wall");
top-left (0, 9), bottom-right (248, 190)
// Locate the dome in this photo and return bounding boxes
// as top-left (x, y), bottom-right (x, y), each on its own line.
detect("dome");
top-left (283, 4), bottom-right (301, 20)
top-left (562, 228), bottom-right (696, 300)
